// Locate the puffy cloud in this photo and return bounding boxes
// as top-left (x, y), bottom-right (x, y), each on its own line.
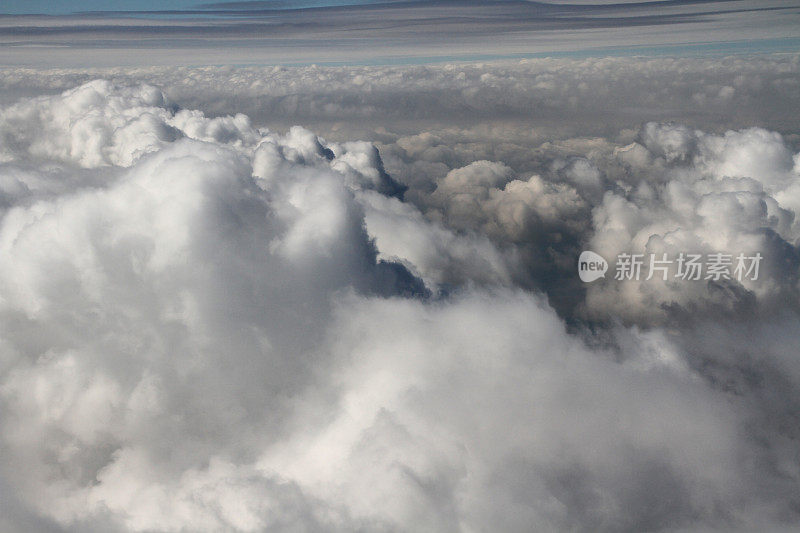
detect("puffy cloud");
top-left (0, 70), bottom-right (799, 533)
top-left (0, 79), bottom-right (261, 168)
top-left (428, 161), bottom-right (588, 242)
top-left (358, 190), bottom-right (515, 288)
top-left (259, 291), bottom-right (754, 532)
top-left (0, 81), bottom-right (438, 530)
top-left (585, 123), bottom-right (800, 324)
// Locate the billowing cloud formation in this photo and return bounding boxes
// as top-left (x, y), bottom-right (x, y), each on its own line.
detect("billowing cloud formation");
top-left (0, 79), bottom-right (257, 167)
top-left (585, 123), bottom-right (800, 322)
top-left (0, 76), bottom-right (799, 533)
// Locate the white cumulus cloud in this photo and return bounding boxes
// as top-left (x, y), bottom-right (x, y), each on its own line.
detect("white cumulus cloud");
top-left (0, 69), bottom-right (799, 533)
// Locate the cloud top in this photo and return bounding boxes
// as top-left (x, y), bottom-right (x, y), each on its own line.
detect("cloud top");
top-left (0, 71), bottom-right (799, 532)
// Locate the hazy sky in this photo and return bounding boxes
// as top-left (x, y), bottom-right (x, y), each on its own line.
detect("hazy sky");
top-left (2, 0), bottom-right (799, 66)
top-left (0, 0), bottom-right (375, 15)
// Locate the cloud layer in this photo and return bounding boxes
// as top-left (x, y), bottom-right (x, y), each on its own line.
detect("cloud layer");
top-left (0, 64), bottom-right (799, 532)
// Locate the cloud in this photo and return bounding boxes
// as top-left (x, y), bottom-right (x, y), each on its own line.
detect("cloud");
top-left (261, 291), bottom-right (752, 531)
top-left (0, 79), bottom-right (259, 168)
top-left (583, 123), bottom-right (800, 324)
top-left (0, 71), bottom-right (799, 532)
top-left (4, 55), bottom-right (800, 136)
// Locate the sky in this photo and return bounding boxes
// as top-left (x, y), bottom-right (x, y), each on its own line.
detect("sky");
top-left (1, 0), bottom-right (799, 66)
top-left (0, 0), bottom-right (373, 14)
top-left (0, 1), bottom-right (182, 14)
